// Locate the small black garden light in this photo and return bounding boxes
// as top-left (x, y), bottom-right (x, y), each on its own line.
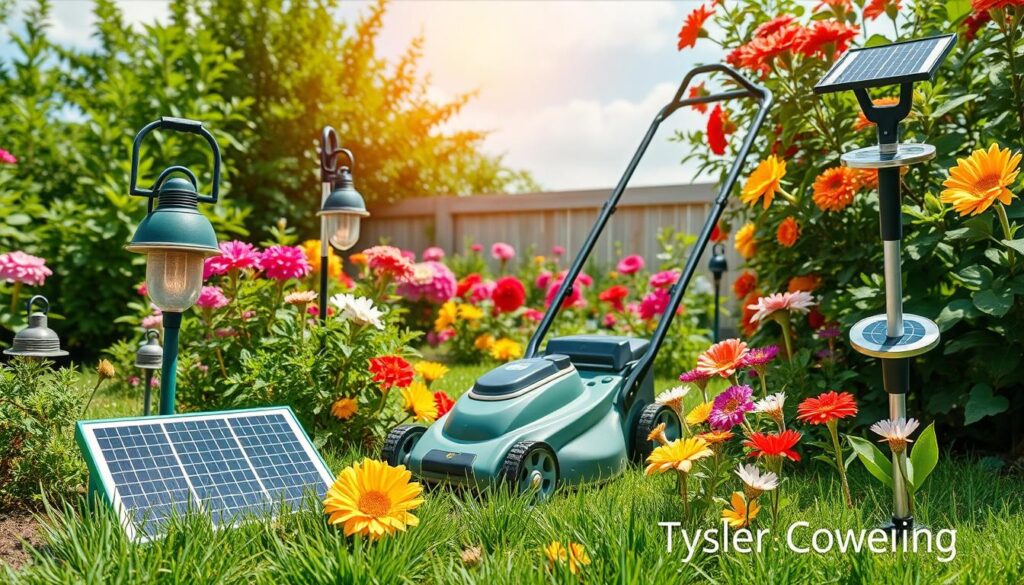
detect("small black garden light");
top-left (134, 329), bottom-right (162, 416)
top-left (126, 117), bottom-right (222, 416)
top-left (708, 243), bottom-right (728, 342)
top-left (3, 295), bottom-right (67, 359)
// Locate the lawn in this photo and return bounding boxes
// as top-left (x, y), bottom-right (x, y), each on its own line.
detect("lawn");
top-left (2, 366), bottom-right (1023, 584)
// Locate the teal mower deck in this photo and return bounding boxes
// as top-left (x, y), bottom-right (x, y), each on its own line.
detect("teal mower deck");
top-left (382, 64), bottom-right (773, 499)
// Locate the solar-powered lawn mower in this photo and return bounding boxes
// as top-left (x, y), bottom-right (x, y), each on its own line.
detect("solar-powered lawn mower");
top-left (383, 65), bottom-right (772, 499)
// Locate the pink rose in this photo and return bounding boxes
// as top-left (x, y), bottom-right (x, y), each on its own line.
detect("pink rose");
top-left (491, 242), bottom-right (515, 261)
top-left (616, 255), bottom-right (645, 275)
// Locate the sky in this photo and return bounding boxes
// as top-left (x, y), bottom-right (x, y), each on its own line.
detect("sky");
top-left (4, 1), bottom-right (730, 191)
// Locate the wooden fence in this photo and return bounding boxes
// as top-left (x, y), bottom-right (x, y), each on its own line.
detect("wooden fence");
top-left (363, 183), bottom-right (742, 304)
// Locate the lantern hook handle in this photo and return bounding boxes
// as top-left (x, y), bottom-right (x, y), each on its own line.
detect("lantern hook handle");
top-left (26, 295), bottom-right (49, 316)
top-left (129, 117), bottom-right (221, 204)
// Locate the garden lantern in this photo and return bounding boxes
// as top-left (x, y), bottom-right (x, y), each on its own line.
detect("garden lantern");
top-left (134, 329), bottom-right (162, 416)
top-left (317, 126), bottom-right (369, 322)
top-left (815, 34), bottom-right (955, 534)
top-left (3, 295), bottom-right (67, 359)
top-left (708, 243), bottom-right (728, 342)
top-left (126, 117), bottom-right (222, 416)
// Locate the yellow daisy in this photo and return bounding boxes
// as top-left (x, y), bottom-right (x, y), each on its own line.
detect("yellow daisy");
top-left (544, 541), bottom-right (567, 566)
top-left (685, 401), bottom-right (713, 426)
top-left (458, 304), bottom-right (484, 321)
top-left (474, 333), bottom-right (495, 351)
top-left (322, 458), bottom-right (424, 539)
top-left (941, 143), bottom-right (1022, 216)
top-left (567, 542), bottom-right (591, 575)
top-left (489, 338), bottom-right (523, 362)
top-left (644, 437), bottom-right (713, 475)
top-left (734, 223), bottom-right (757, 259)
top-left (331, 397), bottom-right (358, 421)
top-left (414, 361), bottom-right (449, 384)
top-left (721, 491), bottom-right (761, 528)
top-left (741, 155), bottom-right (786, 209)
top-left (400, 382), bottom-right (438, 423)
top-left (434, 301), bottom-right (457, 332)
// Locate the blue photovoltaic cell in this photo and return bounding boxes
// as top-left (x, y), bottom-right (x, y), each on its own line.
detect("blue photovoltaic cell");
top-left (863, 319), bottom-right (925, 347)
top-left (815, 35), bottom-right (955, 93)
top-left (82, 409), bottom-right (331, 540)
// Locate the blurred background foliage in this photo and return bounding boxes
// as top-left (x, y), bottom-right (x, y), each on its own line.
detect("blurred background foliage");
top-left (0, 0), bottom-right (535, 357)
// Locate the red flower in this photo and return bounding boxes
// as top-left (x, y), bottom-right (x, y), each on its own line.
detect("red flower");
top-left (798, 21), bottom-right (859, 59)
top-left (456, 273), bottom-right (481, 298)
top-left (710, 223), bottom-right (728, 243)
top-left (728, 24), bottom-right (805, 73)
top-left (814, 0), bottom-right (853, 15)
top-left (434, 391), bottom-right (455, 418)
top-left (796, 391), bottom-right (858, 425)
top-left (708, 104), bottom-right (727, 155)
top-left (492, 275), bottom-right (526, 313)
top-left (741, 293), bottom-right (760, 336)
top-left (598, 285), bottom-right (629, 311)
top-left (972, 0), bottom-right (1024, 11)
top-left (864, 0), bottom-right (900, 19)
top-left (964, 10), bottom-right (992, 40)
top-left (689, 82), bottom-right (709, 114)
top-left (732, 271), bottom-right (757, 299)
top-left (677, 3), bottom-right (714, 50)
top-left (744, 430), bottom-right (802, 461)
top-left (807, 307), bottom-right (826, 330)
top-left (753, 15), bottom-right (796, 38)
top-left (368, 355), bottom-right (414, 390)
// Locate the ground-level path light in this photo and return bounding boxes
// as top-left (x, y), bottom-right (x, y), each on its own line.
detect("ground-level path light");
top-left (134, 329), bottom-right (162, 416)
top-left (708, 243), bottom-right (728, 342)
top-left (3, 295), bottom-right (67, 359)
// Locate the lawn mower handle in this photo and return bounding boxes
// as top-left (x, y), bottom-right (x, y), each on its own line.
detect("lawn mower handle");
top-left (522, 64), bottom-right (772, 408)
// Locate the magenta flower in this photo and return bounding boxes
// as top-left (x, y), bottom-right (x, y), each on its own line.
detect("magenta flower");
top-left (0, 148), bottom-right (17, 165)
top-left (742, 345), bottom-right (779, 369)
top-left (639, 288), bottom-right (670, 320)
top-left (551, 245), bottom-right (566, 257)
top-left (709, 385), bottom-right (755, 430)
top-left (524, 308), bottom-right (544, 322)
top-left (678, 368), bottom-right (712, 386)
top-left (422, 246), bottom-right (445, 261)
top-left (602, 313), bottom-right (617, 327)
top-left (397, 261), bottom-right (456, 304)
top-left (258, 245), bottom-right (312, 281)
top-left (469, 280), bottom-right (496, 304)
top-left (817, 326), bottom-right (841, 339)
top-left (204, 240), bottom-right (260, 279)
top-left (136, 282), bottom-right (148, 296)
top-left (401, 249), bottom-right (416, 261)
top-left (616, 254), bottom-right (645, 275)
top-left (141, 313), bottom-right (163, 329)
top-left (649, 269), bottom-right (680, 289)
top-left (470, 243), bottom-right (483, 253)
top-left (576, 272), bottom-right (593, 287)
top-left (195, 286), bottom-right (229, 310)
top-left (0, 251), bottom-right (52, 286)
top-left (545, 278), bottom-right (583, 309)
top-left (535, 270), bottom-right (552, 290)
top-left (491, 242), bottom-right (516, 261)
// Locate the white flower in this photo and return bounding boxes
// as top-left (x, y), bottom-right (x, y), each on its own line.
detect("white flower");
top-left (754, 392), bottom-right (786, 417)
top-left (655, 385), bottom-right (690, 414)
top-left (330, 293), bottom-right (384, 330)
top-left (870, 418), bottom-right (920, 454)
top-left (735, 464), bottom-right (779, 498)
top-left (746, 291), bottom-right (816, 323)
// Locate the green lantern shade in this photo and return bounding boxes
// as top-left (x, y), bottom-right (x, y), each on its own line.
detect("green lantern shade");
top-left (319, 167), bottom-right (369, 251)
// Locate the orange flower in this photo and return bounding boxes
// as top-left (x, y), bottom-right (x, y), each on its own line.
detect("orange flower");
top-left (788, 274), bottom-right (822, 292)
top-left (741, 293), bottom-right (761, 336)
top-left (689, 82), bottom-right (709, 113)
top-left (812, 167), bottom-right (858, 212)
top-left (349, 252), bottom-right (367, 265)
top-left (697, 429), bottom-right (735, 445)
top-left (864, 0), bottom-right (900, 20)
top-left (744, 430), bottom-right (802, 461)
top-left (741, 156), bottom-right (787, 209)
top-left (696, 338), bottom-right (750, 378)
top-left (853, 168), bottom-right (878, 191)
top-left (776, 217), bottom-right (799, 247)
top-left (853, 97), bottom-right (900, 131)
top-left (796, 391), bottom-right (858, 425)
top-left (732, 271), bottom-right (757, 299)
top-left (798, 20), bottom-right (859, 58)
top-left (734, 223), bottom-right (757, 259)
top-left (677, 3), bottom-right (714, 50)
top-left (941, 143), bottom-right (1022, 216)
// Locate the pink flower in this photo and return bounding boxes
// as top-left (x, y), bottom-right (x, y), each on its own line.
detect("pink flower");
top-left (576, 272), bottom-right (593, 287)
top-left (545, 278), bottom-right (584, 309)
top-left (491, 242), bottom-right (516, 261)
top-left (243, 310), bottom-right (256, 320)
top-left (401, 249), bottom-right (416, 261)
top-left (141, 313), bottom-right (163, 329)
top-left (422, 246), bottom-right (445, 261)
top-left (397, 261), bottom-right (456, 304)
top-left (258, 245), bottom-right (312, 281)
top-left (429, 329), bottom-right (455, 345)
top-left (136, 282), bottom-right (148, 296)
top-left (0, 148), bottom-right (17, 165)
top-left (603, 313), bottom-right (617, 327)
top-left (470, 243), bottom-right (483, 253)
top-left (616, 255), bottom-right (645, 275)
top-left (523, 308), bottom-right (544, 322)
top-left (150, 376), bottom-right (160, 388)
top-left (709, 385), bottom-right (755, 430)
top-left (536, 270), bottom-right (553, 290)
top-left (747, 291), bottom-right (816, 323)
top-left (639, 288), bottom-right (670, 320)
top-left (649, 270), bottom-right (680, 289)
top-left (204, 240), bottom-right (260, 279)
top-left (195, 286), bottom-right (229, 310)
top-left (551, 245), bottom-right (566, 257)
top-left (215, 327), bottom-right (237, 338)
top-left (363, 245), bottom-right (415, 282)
top-left (469, 280), bottom-right (496, 304)
top-left (0, 251), bottom-right (52, 286)
top-left (127, 376), bottom-right (140, 387)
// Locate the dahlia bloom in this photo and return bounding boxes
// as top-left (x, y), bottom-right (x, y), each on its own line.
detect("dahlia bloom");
top-left (941, 143), bottom-right (1022, 217)
top-left (258, 245), bottom-right (312, 281)
top-left (696, 338), bottom-right (750, 378)
top-left (491, 242), bottom-right (516, 261)
top-left (639, 288), bottom-right (671, 320)
top-left (732, 271), bottom-right (757, 299)
top-left (470, 243), bottom-right (483, 253)
top-left (469, 280), bottom-right (496, 304)
top-left (422, 246), bottom-right (445, 261)
top-left (195, 286), bottom-right (229, 310)
top-left (776, 217), bottom-right (799, 247)
top-left (798, 20), bottom-right (859, 58)
top-left (708, 385), bottom-right (755, 430)
top-left (364, 245), bottom-right (415, 282)
top-left (0, 251), bottom-right (52, 286)
top-left (0, 148), bottom-right (16, 164)
top-left (707, 104), bottom-right (728, 155)
top-left (204, 240), bottom-right (260, 279)
top-left (649, 270), bottom-right (680, 289)
top-left (616, 255), bottom-right (645, 275)
top-left (397, 261), bottom-right (456, 304)
top-left (300, 239), bottom-right (343, 282)
top-left (812, 167), bottom-right (858, 212)
top-left (331, 397), bottom-right (358, 420)
top-left (747, 291), bottom-right (816, 323)
top-left (545, 278), bottom-right (583, 309)
top-left (456, 273), bottom-right (482, 298)
top-left (742, 345), bottom-right (779, 371)
top-left (551, 245), bottom-right (566, 257)
top-left (523, 308), bottom-right (544, 321)
top-left (491, 275), bottom-right (526, 313)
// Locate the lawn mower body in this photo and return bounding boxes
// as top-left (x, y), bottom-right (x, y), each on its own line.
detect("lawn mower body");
top-left (383, 64), bottom-right (772, 496)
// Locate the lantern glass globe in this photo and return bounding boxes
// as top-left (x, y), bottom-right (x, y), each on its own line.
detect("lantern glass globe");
top-left (145, 248), bottom-right (205, 312)
top-left (324, 212), bottom-right (361, 251)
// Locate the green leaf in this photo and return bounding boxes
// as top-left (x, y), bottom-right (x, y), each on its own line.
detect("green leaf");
top-left (932, 93), bottom-right (977, 119)
top-left (1002, 239), bottom-right (1024, 255)
top-left (972, 288), bottom-right (1013, 317)
top-left (948, 217), bottom-right (992, 243)
top-left (847, 435), bottom-right (893, 489)
top-left (4, 213), bottom-right (31, 226)
top-left (935, 299), bottom-right (975, 331)
top-left (959, 264), bottom-right (993, 289)
top-left (964, 384), bottom-right (1009, 425)
top-left (864, 34), bottom-right (892, 48)
top-left (906, 423), bottom-right (938, 493)
top-left (946, 0), bottom-right (972, 20)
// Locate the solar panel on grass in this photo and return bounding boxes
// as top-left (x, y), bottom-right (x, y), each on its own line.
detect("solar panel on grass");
top-left (76, 407), bottom-right (334, 542)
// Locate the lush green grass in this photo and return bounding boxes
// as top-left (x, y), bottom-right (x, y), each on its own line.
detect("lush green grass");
top-left (4, 367), bottom-right (1023, 584)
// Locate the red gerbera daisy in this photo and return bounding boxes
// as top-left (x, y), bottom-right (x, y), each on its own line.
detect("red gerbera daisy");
top-left (864, 0), bottom-right (900, 20)
top-left (598, 285), bottom-right (629, 312)
top-left (434, 391), bottom-right (455, 417)
top-left (744, 430), bottom-right (802, 461)
top-left (678, 3), bottom-right (714, 50)
top-left (368, 355), bottom-right (414, 390)
top-left (798, 20), bottom-right (859, 59)
top-left (796, 391), bottom-right (858, 425)
top-left (708, 104), bottom-right (728, 155)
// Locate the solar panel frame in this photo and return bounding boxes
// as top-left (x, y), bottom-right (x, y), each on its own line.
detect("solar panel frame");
top-left (76, 406), bottom-right (334, 542)
top-left (814, 34), bottom-right (957, 94)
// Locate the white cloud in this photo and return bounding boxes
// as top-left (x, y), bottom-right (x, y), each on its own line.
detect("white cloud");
top-left (41, 1), bottom-right (170, 49)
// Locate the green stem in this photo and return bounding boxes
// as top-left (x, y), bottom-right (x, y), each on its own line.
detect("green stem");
top-left (776, 313), bottom-right (794, 362)
top-left (997, 204), bottom-right (1017, 272)
top-left (828, 421), bottom-right (853, 509)
top-left (679, 470), bottom-right (690, 519)
top-left (9, 281), bottom-right (21, 314)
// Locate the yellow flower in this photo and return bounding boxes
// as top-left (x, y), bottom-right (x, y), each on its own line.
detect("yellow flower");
top-left (644, 437), bottom-right (713, 475)
top-left (734, 223), bottom-right (757, 259)
top-left (96, 359), bottom-right (115, 380)
top-left (568, 542), bottom-right (591, 575)
top-left (721, 491), bottom-right (761, 528)
top-left (435, 301), bottom-right (457, 332)
top-left (414, 361), bottom-right (449, 384)
top-left (323, 458), bottom-right (424, 539)
top-left (647, 422), bottom-right (669, 445)
top-left (302, 239), bottom-right (343, 281)
top-left (741, 155), bottom-right (786, 209)
top-left (400, 382), bottom-right (438, 423)
top-left (489, 338), bottom-right (523, 362)
top-left (331, 397), bottom-right (358, 420)
top-left (349, 252), bottom-right (367, 265)
top-left (685, 402), bottom-right (713, 426)
top-left (534, 255), bottom-right (546, 265)
top-left (544, 541), bottom-right (567, 567)
top-left (474, 334), bottom-right (495, 351)
top-left (458, 304), bottom-right (484, 321)
top-left (941, 143), bottom-right (1022, 216)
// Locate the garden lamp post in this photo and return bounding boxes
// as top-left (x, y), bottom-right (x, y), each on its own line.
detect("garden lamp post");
top-left (708, 243), bottom-right (728, 342)
top-left (3, 295), bottom-right (68, 360)
top-left (134, 329), bottom-right (162, 416)
top-left (126, 117), bottom-right (222, 416)
top-left (317, 126), bottom-right (369, 322)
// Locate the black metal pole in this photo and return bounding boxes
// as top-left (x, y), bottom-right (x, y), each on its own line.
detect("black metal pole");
top-left (712, 276), bottom-right (722, 343)
top-left (143, 369), bottom-right (153, 416)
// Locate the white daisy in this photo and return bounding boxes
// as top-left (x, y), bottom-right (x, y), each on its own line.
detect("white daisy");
top-left (754, 392), bottom-right (786, 418)
top-left (655, 385), bottom-right (690, 414)
top-left (735, 463), bottom-right (779, 499)
top-left (870, 418), bottom-right (920, 454)
top-left (330, 293), bottom-right (385, 330)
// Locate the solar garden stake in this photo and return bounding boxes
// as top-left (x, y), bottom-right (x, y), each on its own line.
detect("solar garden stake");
top-left (815, 34), bottom-right (956, 534)
top-left (708, 243), bottom-right (728, 342)
top-left (126, 117), bottom-right (223, 416)
top-left (317, 126), bottom-right (370, 324)
top-left (3, 295), bottom-right (68, 360)
top-left (134, 329), bottom-right (163, 416)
